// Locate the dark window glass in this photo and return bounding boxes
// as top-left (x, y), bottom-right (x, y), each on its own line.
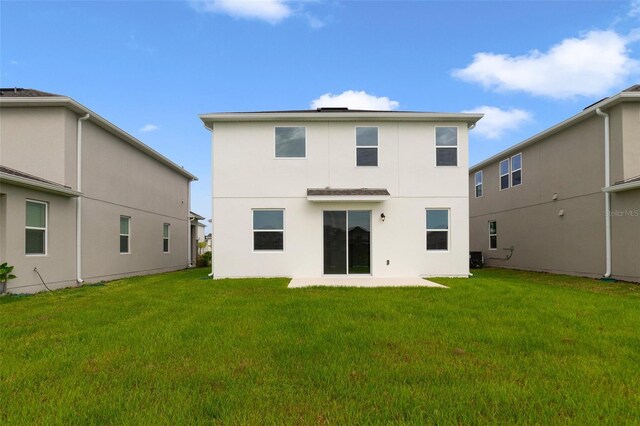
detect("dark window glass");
top-left (427, 231), bottom-right (448, 250)
top-left (490, 235), bottom-right (497, 250)
top-left (120, 235), bottom-right (129, 253)
top-left (356, 127), bottom-right (378, 146)
top-left (489, 221), bottom-right (497, 234)
top-left (436, 148), bottom-right (457, 166)
top-left (500, 159), bottom-right (509, 176)
top-left (348, 211), bottom-right (370, 274)
top-left (436, 127), bottom-right (457, 146)
top-left (253, 210), bottom-right (284, 230)
top-left (512, 169), bottom-right (522, 186)
top-left (26, 202), bottom-right (46, 228)
top-left (26, 229), bottom-right (45, 255)
top-left (254, 231), bottom-right (283, 251)
top-left (356, 148), bottom-right (378, 166)
top-left (426, 210), bottom-right (449, 230)
top-left (511, 154), bottom-right (522, 170)
top-left (500, 174), bottom-right (510, 190)
top-left (275, 127), bottom-right (305, 158)
top-left (163, 239), bottom-right (169, 253)
top-left (476, 185), bottom-right (482, 197)
top-left (323, 211), bottom-right (347, 274)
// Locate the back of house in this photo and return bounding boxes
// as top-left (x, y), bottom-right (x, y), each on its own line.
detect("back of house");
top-left (469, 85), bottom-right (640, 282)
top-left (201, 108), bottom-right (482, 279)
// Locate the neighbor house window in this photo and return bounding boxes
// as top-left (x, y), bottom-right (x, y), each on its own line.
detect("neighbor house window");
top-left (435, 127), bottom-right (458, 166)
top-left (275, 127), bottom-right (305, 158)
top-left (426, 209), bottom-right (449, 251)
top-left (489, 220), bottom-right (497, 250)
top-left (253, 209), bottom-right (284, 251)
top-left (356, 127), bottom-right (378, 166)
top-left (120, 216), bottom-right (130, 254)
top-left (475, 170), bottom-right (483, 197)
top-left (163, 223), bottom-right (170, 253)
top-left (25, 200), bottom-right (47, 255)
top-left (499, 159), bottom-right (510, 190)
top-left (511, 153), bottom-right (522, 186)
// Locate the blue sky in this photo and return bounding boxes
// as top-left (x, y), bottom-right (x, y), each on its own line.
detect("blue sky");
top-left (3, 0), bottom-right (640, 227)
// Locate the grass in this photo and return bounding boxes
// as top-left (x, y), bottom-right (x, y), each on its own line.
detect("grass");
top-left (1, 268), bottom-right (639, 424)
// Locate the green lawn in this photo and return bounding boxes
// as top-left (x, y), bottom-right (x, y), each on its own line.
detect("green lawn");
top-left (1, 268), bottom-right (639, 424)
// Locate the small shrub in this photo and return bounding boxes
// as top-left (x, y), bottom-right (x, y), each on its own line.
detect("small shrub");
top-left (196, 251), bottom-right (212, 268)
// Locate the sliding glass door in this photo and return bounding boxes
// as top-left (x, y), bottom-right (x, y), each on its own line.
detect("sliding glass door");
top-left (323, 210), bottom-right (371, 275)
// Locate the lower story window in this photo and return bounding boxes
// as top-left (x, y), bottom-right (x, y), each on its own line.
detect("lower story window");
top-left (26, 200), bottom-right (47, 255)
top-left (163, 223), bottom-right (170, 253)
top-left (120, 216), bottom-right (130, 253)
top-left (426, 209), bottom-right (449, 251)
top-left (489, 220), bottom-right (497, 250)
top-left (253, 209), bottom-right (284, 251)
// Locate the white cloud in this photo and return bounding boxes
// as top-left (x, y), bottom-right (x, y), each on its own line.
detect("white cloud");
top-left (463, 106), bottom-right (532, 140)
top-left (310, 90), bottom-right (399, 110)
top-left (453, 30), bottom-right (640, 99)
top-left (630, 0), bottom-right (640, 17)
top-left (191, 0), bottom-right (292, 24)
top-left (140, 124), bottom-right (159, 132)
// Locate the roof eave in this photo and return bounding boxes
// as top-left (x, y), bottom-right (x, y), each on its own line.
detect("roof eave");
top-left (603, 180), bottom-right (640, 193)
top-left (0, 173), bottom-right (82, 197)
top-left (200, 112), bottom-right (483, 128)
top-left (0, 97), bottom-right (198, 181)
top-left (469, 92), bottom-right (640, 173)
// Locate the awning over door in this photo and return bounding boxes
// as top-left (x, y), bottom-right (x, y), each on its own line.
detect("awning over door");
top-left (306, 188), bottom-right (390, 202)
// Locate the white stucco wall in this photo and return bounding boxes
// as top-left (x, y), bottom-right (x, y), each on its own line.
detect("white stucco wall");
top-left (211, 118), bottom-right (471, 278)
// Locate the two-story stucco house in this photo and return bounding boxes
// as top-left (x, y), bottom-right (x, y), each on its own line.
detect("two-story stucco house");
top-left (201, 108), bottom-right (482, 280)
top-left (0, 88), bottom-right (197, 293)
top-left (469, 85), bottom-right (640, 283)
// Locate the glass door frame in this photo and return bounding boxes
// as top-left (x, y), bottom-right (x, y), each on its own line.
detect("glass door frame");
top-left (322, 209), bottom-right (372, 276)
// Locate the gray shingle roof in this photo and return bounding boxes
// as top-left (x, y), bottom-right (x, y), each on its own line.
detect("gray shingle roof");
top-left (0, 88), bottom-right (61, 97)
top-left (0, 165), bottom-right (70, 188)
top-left (307, 188), bottom-right (390, 196)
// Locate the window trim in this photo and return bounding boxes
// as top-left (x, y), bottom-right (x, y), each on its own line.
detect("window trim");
top-left (120, 215), bottom-right (131, 254)
top-left (489, 220), bottom-right (497, 251)
top-left (511, 153), bottom-right (522, 187)
top-left (355, 126), bottom-right (379, 167)
top-left (425, 208), bottom-right (450, 252)
top-left (252, 209), bottom-right (285, 252)
top-left (475, 170), bottom-right (483, 198)
top-left (163, 223), bottom-right (170, 253)
top-left (434, 126), bottom-right (459, 167)
top-left (274, 126), bottom-right (307, 159)
top-left (499, 159), bottom-right (510, 191)
top-left (25, 199), bottom-right (48, 256)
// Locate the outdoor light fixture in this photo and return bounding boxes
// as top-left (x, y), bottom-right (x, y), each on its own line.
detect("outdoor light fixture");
top-left (380, 213), bottom-right (386, 222)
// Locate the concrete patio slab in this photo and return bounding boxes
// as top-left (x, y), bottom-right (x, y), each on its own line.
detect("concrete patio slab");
top-left (288, 277), bottom-right (447, 288)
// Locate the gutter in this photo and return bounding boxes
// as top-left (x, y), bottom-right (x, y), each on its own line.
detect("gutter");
top-left (76, 113), bottom-right (90, 284)
top-left (0, 173), bottom-right (82, 197)
top-left (595, 108), bottom-right (612, 278)
top-left (603, 180), bottom-right (640, 193)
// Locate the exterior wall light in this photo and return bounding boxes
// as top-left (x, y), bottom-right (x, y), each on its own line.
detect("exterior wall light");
top-left (380, 213), bottom-right (386, 222)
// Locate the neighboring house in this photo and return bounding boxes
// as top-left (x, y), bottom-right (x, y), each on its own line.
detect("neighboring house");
top-left (200, 108), bottom-right (482, 279)
top-left (189, 211), bottom-right (207, 258)
top-left (204, 232), bottom-right (212, 254)
top-left (0, 88), bottom-right (198, 293)
top-left (469, 85), bottom-right (640, 283)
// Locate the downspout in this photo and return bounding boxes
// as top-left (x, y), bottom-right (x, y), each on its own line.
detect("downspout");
top-left (76, 113), bottom-right (90, 284)
top-left (187, 183), bottom-right (193, 267)
top-left (595, 108), bottom-right (611, 278)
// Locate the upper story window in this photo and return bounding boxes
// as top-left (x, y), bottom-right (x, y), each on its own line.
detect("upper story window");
top-left (120, 216), bottom-right (130, 254)
top-left (499, 159), bottom-right (510, 190)
top-left (475, 170), bottom-right (483, 198)
top-left (253, 209), bottom-right (284, 251)
top-left (511, 153), bottom-right (522, 186)
top-left (435, 127), bottom-right (458, 166)
top-left (275, 127), bottom-right (306, 158)
top-left (356, 127), bottom-right (378, 166)
top-left (163, 223), bottom-right (170, 253)
top-left (500, 153), bottom-right (522, 190)
top-left (26, 200), bottom-right (47, 255)
top-left (426, 209), bottom-right (449, 251)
